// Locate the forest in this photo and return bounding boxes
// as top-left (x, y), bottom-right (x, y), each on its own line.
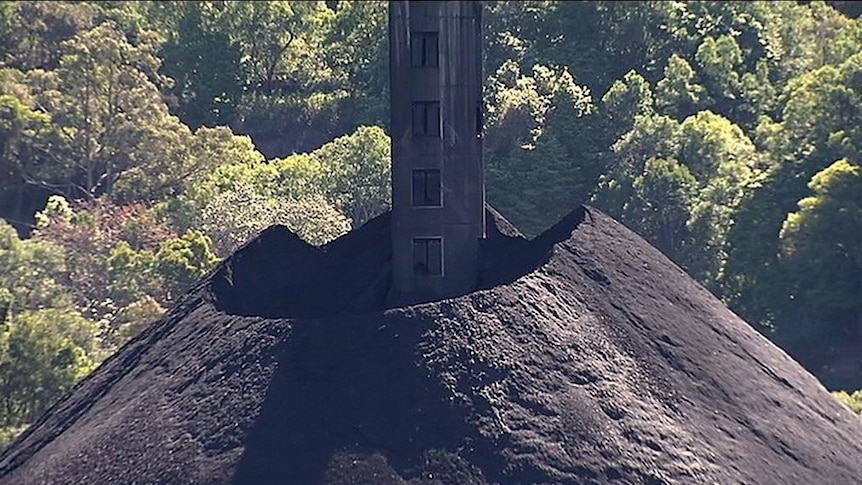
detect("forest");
top-left (0, 0), bottom-right (861, 444)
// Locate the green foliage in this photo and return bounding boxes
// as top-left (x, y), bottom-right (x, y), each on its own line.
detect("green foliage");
top-left (695, 35), bottom-right (743, 101)
top-left (738, 59), bottom-right (777, 125)
top-left (777, 160), bottom-right (862, 350)
top-left (0, 307), bottom-right (101, 426)
top-left (106, 295), bottom-right (164, 349)
top-left (152, 126), bottom-right (266, 232)
top-left (0, 423), bottom-right (28, 449)
top-left (629, 157), bottom-right (698, 257)
top-left (197, 181), bottom-right (350, 256)
top-left (0, 219), bottom-right (71, 314)
top-left (154, 230), bottom-right (219, 300)
top-left (485, 61), bottom-right (599, 234)
top-left (6, 19), bottom-right (192, 202)
top-left (0, 288), bottom-right (10, 325)
top-left (677, 111), bottom-right (758, 182)
top-left (833, 388), bottom-right (862, 415)
top-left (594, 110), bottom-right (761, 286)
top-left (0, 193), bottom-right (220, 438)
top-left (106, 241), bottom-right (158, 305)
top-left (485, 1), bottom-right (678, 95)
top-left (723, 51), bottom-right (862, 344)
top-left (157, 1), bottom-right (243, 129)
top-left (0, 71), bottom-right (54, 198)
top-left (32, 195), bottom-right (216, 338)
top-left (655, 54), bottom-right (705, 119)
top-left (0, 1), bottom-right (103, 71)
top-left (780, 159), bottom-right (862, 305)
top-left (175, 124), bottom-right (387, 254)
top-left (311, 125), bottom-right (391, 226)
top-left (226, 1), bottom-right (333, 96)
top-left (0, 217), bottom-right (103, 435)
top-left (322, 1), bottom-right (389, 127)
top-left (194, 1), bottom-right (390, 157)
top-left (602, 70), bottom-right (654, 139)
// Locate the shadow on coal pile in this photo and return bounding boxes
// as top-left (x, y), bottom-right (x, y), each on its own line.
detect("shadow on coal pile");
top-left (210, 206), bottom-right (587, 319)
top-left (218, 207), bottom-right (588, 483)
top-left (230, 312), bottom-right (503, 485)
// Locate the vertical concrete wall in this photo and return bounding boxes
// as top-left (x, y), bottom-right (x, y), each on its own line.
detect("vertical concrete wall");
top-left (390, 1), bottom-right (485, 303)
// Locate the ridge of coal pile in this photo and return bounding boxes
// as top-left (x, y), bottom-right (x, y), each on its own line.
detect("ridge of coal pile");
top-left (1, 206), bottom-right (861, 485)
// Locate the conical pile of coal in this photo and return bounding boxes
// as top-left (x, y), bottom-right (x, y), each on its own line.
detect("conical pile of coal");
top-left (1, 206), bottom-right (860, 485)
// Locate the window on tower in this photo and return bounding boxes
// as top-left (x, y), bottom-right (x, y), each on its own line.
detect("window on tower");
top-left (412, 237), bottom-right (443, 276)
top-left (412, 169), bottom-right (442, 207)
top-left (476, 101), bottom-right (483, 137)
top-left (411, 32), bottom-right (439, 68)
top-left (412, 101), bottom-right (440, 137)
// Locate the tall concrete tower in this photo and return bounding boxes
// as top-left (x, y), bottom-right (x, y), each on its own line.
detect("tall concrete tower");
top-left (389, 1), bottom-right (485, 303)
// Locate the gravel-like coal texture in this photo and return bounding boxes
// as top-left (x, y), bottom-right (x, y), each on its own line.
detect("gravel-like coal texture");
top-left (1, 206), bottom-right (860, 485)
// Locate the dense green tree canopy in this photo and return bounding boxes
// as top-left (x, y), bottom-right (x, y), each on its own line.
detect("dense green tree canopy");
top-left (779, 159), bottom-right (862, 347)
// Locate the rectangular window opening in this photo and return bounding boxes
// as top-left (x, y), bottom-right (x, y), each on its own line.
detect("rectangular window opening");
top-left (412, 169), bottom-right (442, 207)
top-left (412, 237), bottom-right (443, 276)
top-left (410, 32), bottom-right (439, 68)
top-left (412, 101), bottom-right (440, 137)
top-left (476, 101), bottom-right (483, 137)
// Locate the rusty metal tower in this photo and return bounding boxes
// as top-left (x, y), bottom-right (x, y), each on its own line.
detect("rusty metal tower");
top-left (389, 0), bottom-right (485, 303)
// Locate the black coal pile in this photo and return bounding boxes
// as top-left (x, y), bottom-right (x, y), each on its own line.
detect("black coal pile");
top-left (1, 206), bottom-right (860, 485)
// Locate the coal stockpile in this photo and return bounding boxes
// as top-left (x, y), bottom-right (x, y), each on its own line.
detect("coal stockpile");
top-left (0, 206), bottom-right (860, 485)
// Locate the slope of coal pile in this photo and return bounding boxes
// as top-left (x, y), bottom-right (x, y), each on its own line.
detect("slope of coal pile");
top-left (1, 206), bottom-right (861, 485)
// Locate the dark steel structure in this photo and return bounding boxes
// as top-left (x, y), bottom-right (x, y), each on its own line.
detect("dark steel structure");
top-left (389, 1), bottom-right (485, 302)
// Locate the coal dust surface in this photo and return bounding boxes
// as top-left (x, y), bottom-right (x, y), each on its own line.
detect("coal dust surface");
top-left (1, 206), bottom-right (860, 485)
